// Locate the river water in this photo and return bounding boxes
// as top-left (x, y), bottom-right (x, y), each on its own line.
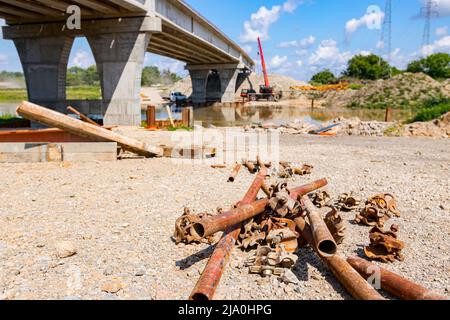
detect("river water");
top-left (1, 102), bottom-right (416, 127)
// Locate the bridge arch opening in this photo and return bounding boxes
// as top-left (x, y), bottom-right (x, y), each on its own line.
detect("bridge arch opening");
top-left (205, 70), bottom-right (221, 102)
top-left (66, 37), bottom-right (102, 114)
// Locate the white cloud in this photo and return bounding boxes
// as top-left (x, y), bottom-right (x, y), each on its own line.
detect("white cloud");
top-left (0, 53), bottom-right (8, 64)
top-left (296, 60), bottom-right (303, 67)
top-left (308, 39), bottom-right (352, 71)
top-left (295, 49), bottom-right (309, 56)
top-left (269, 55), bottom-right (288, 68)
top-left (70, 50), bottom-right (95, 68)
top-left (278, 36), bottom-right (316, 48)
top-left (436, 26), bottom-right (448, 36)
top-left (239, 1), bottom-right (301, 43)
top-left (242, 45), bottom-right (253, 54)
top-left (345, 8), bottom-right (384, 38)
top-left (283, 0), bottom-right (301, 13)
top-left (420, 35), bottom-right (450, 55)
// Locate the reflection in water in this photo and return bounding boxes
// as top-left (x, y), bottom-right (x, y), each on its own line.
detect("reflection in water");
top-left (3, 101), bottom-right (416, 128)
top-left (191, 105), bottom-right (416, 127)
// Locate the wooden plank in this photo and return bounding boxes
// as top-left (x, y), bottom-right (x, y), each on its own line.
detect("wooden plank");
top-left (16, 101), bottom-right (163, 158)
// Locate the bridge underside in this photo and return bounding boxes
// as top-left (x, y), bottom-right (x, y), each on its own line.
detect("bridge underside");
top-left (0, 0), bottom-right (147, 23)
top-left (0, 1), bottom-right (254, 126)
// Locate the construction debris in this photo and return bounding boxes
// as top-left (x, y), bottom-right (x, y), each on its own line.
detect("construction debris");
top-left (278, 162), bottom-right (313, 178)
top-left (295, 217), bottom-right (385, 300)
top-left (364, 224), bottom-right (405, 263)
top-left (228, 164), bottom-right (242, 183)
top-left (347, 256), bottom-right (448, 300)
top-left (355, 194), bottom-right (401, 227)
top-left (173, 208), bottom-right (215, 245)
top-left (246, 245), bottom-right (298, 277)
top-left (324, 208), bottom-right (346, 245)
top-left (336, 192), bottom-right (361, 211)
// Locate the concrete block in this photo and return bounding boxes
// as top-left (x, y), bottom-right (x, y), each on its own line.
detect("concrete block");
top-left (0, 142), bottom-right (117, 163)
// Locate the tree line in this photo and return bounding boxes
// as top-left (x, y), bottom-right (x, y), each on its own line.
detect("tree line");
top-left (0, 66), bottom-right (182, 87)
top-left (311, 52), bottom-right (450, 85)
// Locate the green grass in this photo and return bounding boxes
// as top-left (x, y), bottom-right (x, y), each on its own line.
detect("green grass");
top-left (66, 86), bottom-right (101, 100)
top-left (0, 89), bottom-right (28, 102)
top-left (349, 84), bottom-right (364, 90)
top-left (408, 103), bottom-right (450, 123)
top-left (0, 86), bottom-right (102, 103)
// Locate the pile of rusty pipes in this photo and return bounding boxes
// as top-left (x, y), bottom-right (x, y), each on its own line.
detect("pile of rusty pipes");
top-left (173, 170), bottom-right (448, 301)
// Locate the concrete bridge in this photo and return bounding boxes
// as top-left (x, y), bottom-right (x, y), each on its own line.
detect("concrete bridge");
top-left (0, 0), bottom-right (254, 125)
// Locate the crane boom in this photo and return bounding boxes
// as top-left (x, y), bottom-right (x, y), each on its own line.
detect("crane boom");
top-left (257, 37), bottom-right (270, 88)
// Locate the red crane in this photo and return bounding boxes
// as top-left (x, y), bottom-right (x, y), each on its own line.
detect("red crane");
top-left (240, 38), bottom-right (282, 102)
top-left (257, 37), bottom-right (270, 88)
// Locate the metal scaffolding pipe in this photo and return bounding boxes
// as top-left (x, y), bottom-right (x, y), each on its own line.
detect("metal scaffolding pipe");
top-left (190, 178), bottom-right (328, 239)
top-left (347, 256), bottom-right (448, 300)
top-left (301, 195), bottom-right (337, 257)
top-left (295, 217), bottom-right (384, 300)
top-left (189, 168), bottom-right (267, 300)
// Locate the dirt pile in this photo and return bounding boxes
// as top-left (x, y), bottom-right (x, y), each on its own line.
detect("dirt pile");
top-left (403, 112), bottom-right (450, 138)
top-left (171, 73), bottom-right (306, 100)
top-left (323, 73), bottom-right (450, 109)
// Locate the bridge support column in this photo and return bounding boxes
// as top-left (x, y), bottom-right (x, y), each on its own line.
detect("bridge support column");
top-left (219, 68), bottom-right (240, 103)
top-left (13, 36), bottom-right (74, 112)
top-left (87, 32), bottom-right (150, 126)
top-left (188, 69), bottom-right (209, 104)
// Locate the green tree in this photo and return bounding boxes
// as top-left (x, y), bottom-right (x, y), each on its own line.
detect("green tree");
top-left (310, 69), bottom-right (337, 85)
top-left (406, 53), bottom-right (450, 79)
top-left (343, 54), bottom-right (391, 80)
top-left (141, 66), bottom-right (161, 86)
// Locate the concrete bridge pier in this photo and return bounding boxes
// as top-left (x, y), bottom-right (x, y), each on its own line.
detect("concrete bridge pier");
top-left (187, 64), bottom-right (244, 105)
top-left (87, 31), bottom-right (151, 126)
top-left (13, 36), bottom-right (74, 113)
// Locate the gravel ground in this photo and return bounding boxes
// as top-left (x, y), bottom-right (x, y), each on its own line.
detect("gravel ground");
top-left (0, 134), bottom-right (449, 300)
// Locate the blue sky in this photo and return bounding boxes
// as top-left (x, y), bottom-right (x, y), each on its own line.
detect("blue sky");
top-left (1, 0), bottom-right (449, 81)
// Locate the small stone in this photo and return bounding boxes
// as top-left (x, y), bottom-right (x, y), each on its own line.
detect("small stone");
top-left (294, 286), bottom-right (304, 294)
top-left (135, 269), bottom-right (145, 277)
top-left (55, 241), bottom-right (77, 258)
top-left (439, 204), bottom-right (445, 210)
top-left (101, 280), bottom-right (123, 294)
top-left (187, 269), bottom-right (199, 278)
top-left (311, 273), bottom-right (321, 280)
top-left (120, 223), bottom-right (130, 228)
top-left (103, 267), bottom-right (114, 276)
top-left (280, 269), bottom-right (299, 285)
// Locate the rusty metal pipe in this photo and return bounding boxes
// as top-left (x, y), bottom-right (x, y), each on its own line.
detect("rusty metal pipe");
top-left (228, 164), bottom-right (242, 183)
top-left (301, 195), bottom-right (337, 257)
top-left (244, 160), bottom-right (257, 174)
top-left (347, 256), bottom-right (448, 300)
top-left (295, 217), bottom-right (384, 300)
top-left (191, 178), bottom-right (328, 240)
top-left (189, 168), bottom-right (268, 300)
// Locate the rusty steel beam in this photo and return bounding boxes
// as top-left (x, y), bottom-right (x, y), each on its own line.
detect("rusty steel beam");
top-left (347, 256), bottom-right (448, 300)
top-left (295, 217), bottom-right (385, 300)
top-left (301, 195), bottom-right (337, 257)
top-left (189, 167), bottom-right (268, 300)
top-left (227, 164), bottom-right (242, 183)
top-left (190, 178), bottom-right (328, 240)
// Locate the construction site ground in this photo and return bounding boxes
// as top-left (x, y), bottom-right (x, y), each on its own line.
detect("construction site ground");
top-left (0, 133), bottom-right (449, 300)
